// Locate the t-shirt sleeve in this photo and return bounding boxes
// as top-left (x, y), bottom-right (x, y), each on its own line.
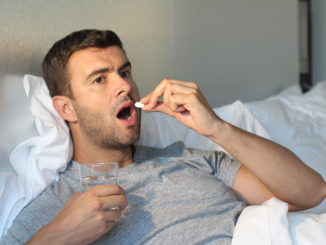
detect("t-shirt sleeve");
top-left (217, 152), bottom-right (241, 187)
top-left (180, 146), bottom-right (242, 188)
top-left (207, 151), bottom-right (242, 187)
top-left (0, 190), bottom-right (62, 244)
top-left (0, 228), bottom-right (27, 244)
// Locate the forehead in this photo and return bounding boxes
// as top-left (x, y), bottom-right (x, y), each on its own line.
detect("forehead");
top-left (67, 46), bottom-right (128, 77)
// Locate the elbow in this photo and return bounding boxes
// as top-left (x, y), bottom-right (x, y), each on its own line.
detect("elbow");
top-left (317, 180), bottom-right (326, 206)
top-left (289, 177), bottom-right (326, 212)
top-left (309, 177), bottom-right (326, 208)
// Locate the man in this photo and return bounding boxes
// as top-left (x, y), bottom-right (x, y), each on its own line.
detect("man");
top-left (1, 29), bottom-right (325, 245)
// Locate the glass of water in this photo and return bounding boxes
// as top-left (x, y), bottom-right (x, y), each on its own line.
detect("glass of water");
top-left (79, 162), bottom-right (118, 191)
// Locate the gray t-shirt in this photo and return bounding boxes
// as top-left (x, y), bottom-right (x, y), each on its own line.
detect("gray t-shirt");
top-left (1, 142), bottom-right (246, 245)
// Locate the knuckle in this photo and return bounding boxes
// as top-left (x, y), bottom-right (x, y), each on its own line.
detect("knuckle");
top-left (163, 78), bottom-right (171, 84)
top-left (191, 87), bottom-right (199, 95)
top-left (121, 195), bottom-right (128, 205)
top-left (118, 196), bottom-right (128, 210)
top-left (89, 199), bottom-right (103, 212)
top-left (86, 187), bottom-right (99, 196)
top-left (116, 184), bottom-right (125, 194)
top-left (189, 81), bottom-right (198, 88)
top-left (166, 82), bottom-right (172, 90)
top-left (111, 184), bottom-right (120, 192)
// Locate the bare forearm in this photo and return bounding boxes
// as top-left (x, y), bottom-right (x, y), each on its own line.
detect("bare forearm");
top-left (210, 120), bottom-right (326, 208)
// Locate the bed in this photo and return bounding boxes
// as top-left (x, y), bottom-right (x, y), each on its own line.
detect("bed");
top-left (0, 74), bottom-right (325, 244)
top-left (1, 0), bottom-right (325, 244)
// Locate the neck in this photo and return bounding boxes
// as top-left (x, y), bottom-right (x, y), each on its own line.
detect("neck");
top-left (73, 139), bottom-right (134, 168)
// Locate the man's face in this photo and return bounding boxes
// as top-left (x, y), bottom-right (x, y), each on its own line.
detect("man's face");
top-left (67, 46), bottom-right (141, 149)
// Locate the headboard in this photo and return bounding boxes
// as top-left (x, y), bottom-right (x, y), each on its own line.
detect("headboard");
top-left (0, 0), bottom-right (300, 107)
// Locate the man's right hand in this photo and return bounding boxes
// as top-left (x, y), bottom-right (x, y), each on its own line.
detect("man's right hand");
top-left (26, 184), bottom-right (128, 245)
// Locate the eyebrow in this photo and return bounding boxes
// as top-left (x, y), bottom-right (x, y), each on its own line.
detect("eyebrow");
top-left (119, 61), bottom-right (132, 71)
top-left (86, 61), bottom-right (132, 81)
top-left (86, 68), bottom-right (109, 81)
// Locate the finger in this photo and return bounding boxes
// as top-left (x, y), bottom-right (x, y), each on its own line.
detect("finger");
top-left (163, 82), bottom-right (175, 111)
top-left (148, 81), bottom-right (166, 108)
top-left (101, 194), bottom-right (128, 211)
top-left (165, 83), bottom-right (199, 111)
top-left (145, 79), bottom-right (197, 108)
top-left (164, 79), bottom-right (198, 88)
top-left (142, 93), bottom-right (190, 115)
top-left (102, 208), bottom-right (123, 222)
top-left (139, 93), bottom-right (151, 105)
top-left (166, 82), bottom-right (198, 95)
top-left (168, 93), bottom-right (191, 113)
top-left (88, 184), bottom-right (125, 197)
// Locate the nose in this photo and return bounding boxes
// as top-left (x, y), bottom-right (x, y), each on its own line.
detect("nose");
top-left (113, 75), bottom-right (132, 98)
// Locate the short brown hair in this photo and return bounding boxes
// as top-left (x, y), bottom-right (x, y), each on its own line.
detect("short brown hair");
top-left (42, 29), bottom-right (123, 98)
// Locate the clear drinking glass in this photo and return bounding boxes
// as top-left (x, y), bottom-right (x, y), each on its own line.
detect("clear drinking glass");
top-left (79, 162), bottom-right (118, 191)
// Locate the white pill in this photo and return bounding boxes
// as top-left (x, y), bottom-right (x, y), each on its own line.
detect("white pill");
top-left (135, 102), bottom-right (144, 108)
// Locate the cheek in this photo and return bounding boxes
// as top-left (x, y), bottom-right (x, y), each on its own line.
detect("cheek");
top-left (73, 96), bottom-right (114, 120)
top-left (75, 90), bottom-right (111, 107)
top-left (131, 84), bottom-right (140, 101)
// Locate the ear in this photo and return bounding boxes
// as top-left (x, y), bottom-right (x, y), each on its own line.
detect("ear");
top-left (53, 95), bottom-right (77, 123)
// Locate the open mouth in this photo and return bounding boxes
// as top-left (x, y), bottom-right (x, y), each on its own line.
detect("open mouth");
top-left (117, 106), bottom-right (132, 120)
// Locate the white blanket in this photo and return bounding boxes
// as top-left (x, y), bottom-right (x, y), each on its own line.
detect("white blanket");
top-left (232, 198), bottom-right (326, 245)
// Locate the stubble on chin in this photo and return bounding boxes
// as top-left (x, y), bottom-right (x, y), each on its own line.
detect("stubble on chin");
top-left (73, 101), bottom-right (141, 149)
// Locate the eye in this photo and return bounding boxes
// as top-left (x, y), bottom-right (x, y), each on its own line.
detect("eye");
top-left (93, 76), bottom-right (105, 84)
top-left (120, 70), bottom-right (130, 78)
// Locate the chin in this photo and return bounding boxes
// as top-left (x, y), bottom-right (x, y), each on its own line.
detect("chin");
top-left (127, 133), bottom-right (141, 146)
top-left (120, 130), bottom-right (140, 147)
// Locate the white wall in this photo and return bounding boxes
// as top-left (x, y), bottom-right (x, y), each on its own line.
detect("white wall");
top-left (0, 0), bottom-right (298, 107)
top-left (312, 0), bottom-right (326, 84)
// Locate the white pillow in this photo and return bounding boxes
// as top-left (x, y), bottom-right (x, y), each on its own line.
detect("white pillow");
top-left (0, 75), bottom-right (72, 237)
top-left (0, 75), bottom-right (37, 174)
top-left (0, 74), bottom-right (269, 237)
